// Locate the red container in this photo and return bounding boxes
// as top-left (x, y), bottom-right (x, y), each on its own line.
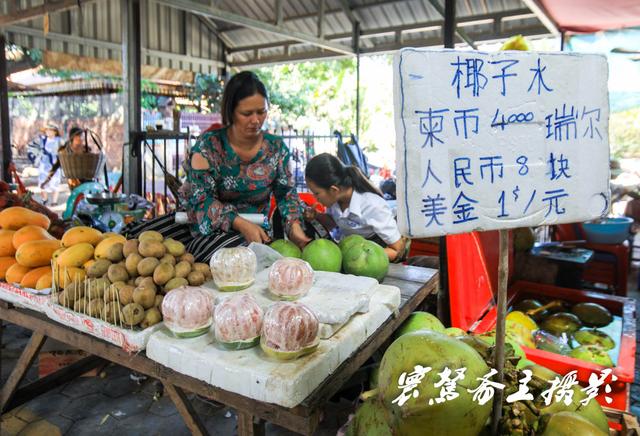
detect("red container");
top-left (447, 231), bottom-right (637, 411)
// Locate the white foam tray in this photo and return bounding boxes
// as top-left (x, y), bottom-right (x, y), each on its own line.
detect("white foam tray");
top-left (0, 282), bottom-right (49, 312)
top-left (146, 283), bottom-right (401, 408)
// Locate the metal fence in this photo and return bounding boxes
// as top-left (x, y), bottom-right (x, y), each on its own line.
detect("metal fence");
top-left (128, 129), bottom-right (339, 216)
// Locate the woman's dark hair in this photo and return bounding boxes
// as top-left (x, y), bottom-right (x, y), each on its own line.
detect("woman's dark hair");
top-left (305, 153), bottom-right (382, 197)
top-left (221, 71), bottom-right (269, 126)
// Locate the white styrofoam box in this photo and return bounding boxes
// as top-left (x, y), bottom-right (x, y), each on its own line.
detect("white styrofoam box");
top-left (203, 268), bottom-right (379, 339)
top-left (44, 299), bottom-right (163, 352)
top-left (146, 284), bottom-right (401, 407)
top-left (394, 48), bottom-right (610, 238)
top-left (0, 282), bottom-right (49, 312)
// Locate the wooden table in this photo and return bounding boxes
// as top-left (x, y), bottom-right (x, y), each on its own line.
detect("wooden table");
top-left (0, 265), bottom-right (438, 435)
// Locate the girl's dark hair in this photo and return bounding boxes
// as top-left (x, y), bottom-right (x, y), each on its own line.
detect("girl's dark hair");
top-left (305, 153), bottom-right (382, 197)
top-left (221, 71), bottom-right (269, 126)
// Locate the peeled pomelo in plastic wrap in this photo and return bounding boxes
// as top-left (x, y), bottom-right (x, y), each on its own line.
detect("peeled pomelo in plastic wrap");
top-left (268, 257), bottom-right (314, 300)
top-left (214, 293), bottom-right (263, 350)
top-left (260, 302), bottom-right (319, 360)
top-left (210, 246), bottom-right (257, 291)
top-left (161, 286), bottom-right (214, 338)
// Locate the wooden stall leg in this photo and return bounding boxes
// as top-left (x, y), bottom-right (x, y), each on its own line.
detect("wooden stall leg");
top-left (162, 381), bottom-right (208, 436)
top-left (237, 411), bottom-right (266, 436)
top-left (0, 331), bottom-right (47, 412)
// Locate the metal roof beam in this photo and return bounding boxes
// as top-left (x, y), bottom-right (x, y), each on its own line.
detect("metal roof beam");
top-left (229, 23), bottom-right (550, 68)
top-left (154, 0), bottom-right (353, 55)
top-left (222, 0), bottom-right (410, 33)
top-left (426, 0), bottom-right (476, 49)
top-left (337, 0), bottom-right (357, 25)
top-left (228, 8), bottom-right (533, 54)
top-left (520, 0), bottom-right (559, 36)
top-left (5, 25), bottom-right (224, 68)
top-left (0, 0), bottom-right (101, 27)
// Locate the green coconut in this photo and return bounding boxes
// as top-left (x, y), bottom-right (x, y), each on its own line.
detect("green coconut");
top-left (526, 364), bottom-right (609, 433)
top-left (538, 411), bottom-right (608, 436)
top-left (342, 240), bottom-right (389, 281)
top-left (339, 234), bottom-right (366, 254)
top-left (346, 398), bottom-right (394, 436)
top-left (394, 311), bottom-right (445, 339)
top-left (574, 329), bottom-right (615, 351)
top-left (444, 327), bottom-right (466, 337)
top-left (378, 331), bottom-right (492, 436)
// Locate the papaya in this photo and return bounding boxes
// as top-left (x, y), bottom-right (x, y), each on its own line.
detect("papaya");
top-left (0, 229), bottom-right (16, 256)
top-left (15, 239), bottom-right (62, 267)
top-left (57, 243), bottom-right (94, 268)
top-left (12, 225), bottom-right (56, 250)
top-left (94, 235), bottom-right (127, 259)
top-left (61, 226), bottom-right (104, 247)
top-left (0, 256), bottom-right (17, 280)
top-left (35, 272), bottom-right (53, 290)
top-left (0, 207), bottom-right (50, 230)
top-left (52, 247), bottom-right (65, 264)
top-left (53, 266), bottom-right (86, 289)
top-left (5, 263), bottom-right (32, 284)
top-left (20, 266), bottom-right (52, 289)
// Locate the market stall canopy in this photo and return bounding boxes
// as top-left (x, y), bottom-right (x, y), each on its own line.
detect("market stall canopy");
top-left (538, 0), bottom-right (640, 33)
top-left (2, 0), bottom-right (557, 71)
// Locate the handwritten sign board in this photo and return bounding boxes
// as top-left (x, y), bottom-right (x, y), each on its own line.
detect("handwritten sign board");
top-left (394, 49), bottom-right (610, 238)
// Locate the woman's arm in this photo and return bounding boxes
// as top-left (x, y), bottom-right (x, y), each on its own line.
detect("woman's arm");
top-left (272, 143), bottom-right (310, 247)
top-left (184, 143), bottom-right (239, 235)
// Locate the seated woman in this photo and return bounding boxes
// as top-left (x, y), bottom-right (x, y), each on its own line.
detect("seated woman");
top-left (126, 71), bottom-right (311, 262)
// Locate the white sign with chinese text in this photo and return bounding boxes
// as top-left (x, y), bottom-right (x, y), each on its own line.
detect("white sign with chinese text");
top-left (394, 49), bottom-right (610, 238)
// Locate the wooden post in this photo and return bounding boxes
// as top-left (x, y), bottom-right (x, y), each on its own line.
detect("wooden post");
top-left (0, 32), bottom-right (12, 183)
top-left (0, 331), bottom-right (47, 412)
top-left (162, 382), bottom-right (208, 436)
top-left (237, 411), bottom-right (266, 436)
top-left (491, 229), bottom-right (509, 434)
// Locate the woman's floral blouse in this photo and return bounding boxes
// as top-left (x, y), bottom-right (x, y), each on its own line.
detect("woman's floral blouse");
top-left (180, 127), bottom-right (304, 236)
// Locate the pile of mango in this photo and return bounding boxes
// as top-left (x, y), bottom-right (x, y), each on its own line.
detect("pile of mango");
top-left (506, 298), bottom-right (616, 367)
top-left (0, 206), bottom-right (61, 289)
top-left (54, 229), bottom-right (212, 329)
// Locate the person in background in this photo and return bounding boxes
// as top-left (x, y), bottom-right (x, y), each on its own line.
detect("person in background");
top-left (41, 126), bottom-right (88, 192)
top-left (305, 153), bottom-right (408, 262)
top-left (124, 71), bottom-right (311, 262)
top-left (38, 124), bottom-right (63, 206)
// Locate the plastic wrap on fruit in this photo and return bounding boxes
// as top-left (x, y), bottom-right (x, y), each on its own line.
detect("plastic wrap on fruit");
top-left (161, 286), bottom-right (214, 338)
top-left (268, 258), bottom-right (314, 300)
top-left (534, 329), bottom-right (571, 355)
top-left (214, 294), bottom-right (263, 350)
top-left (260, 302), bottom-right (320, 360)
top-left (210, 246), bottom-right (257, 292)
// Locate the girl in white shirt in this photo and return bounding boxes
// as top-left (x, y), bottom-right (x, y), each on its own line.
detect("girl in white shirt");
top-left (305, 153), bottom-right (406, 261)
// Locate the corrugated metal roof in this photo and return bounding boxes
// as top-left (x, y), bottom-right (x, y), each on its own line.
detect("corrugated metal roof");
top-left (2, 0), bottom-right (555, 73)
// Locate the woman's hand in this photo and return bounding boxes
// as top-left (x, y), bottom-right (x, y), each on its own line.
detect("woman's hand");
top-left (288, 221), bottom-right (312, 249)
top-left (232, 217), bottom-right (271, 244)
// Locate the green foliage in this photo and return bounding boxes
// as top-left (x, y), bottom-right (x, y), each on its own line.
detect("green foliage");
top-left (141, 79), bottom-right (159, 110)
top-left (610, 107), bottom-right (640, 158)
top-left (256, 59), bottom-right (357, 131)
top-left (189, 73), bottom-right (224, 113)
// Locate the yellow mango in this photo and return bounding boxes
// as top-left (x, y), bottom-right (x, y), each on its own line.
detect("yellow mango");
top-left (57, 243), bottom-right (95, 268)
top-left (53, 266), bottom-right (86, 289)
top-left (15, 239), bottom-right (62, 267)
top-left (61, 226), bottom-right (104, 247)
top-left (94, 235), bottom-right (127, 260)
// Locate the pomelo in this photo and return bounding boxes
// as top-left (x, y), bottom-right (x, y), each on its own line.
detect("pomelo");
top-left (270, 239), bottom-right (302, 258)
top-left (301, 239), bottom-right (342, 272)
top-left (339, 234), bottom-right (365, 254)
top-left (394, 311), bottom-right (445, 338)
top-left (342, 240), bottom-right (389, 281)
